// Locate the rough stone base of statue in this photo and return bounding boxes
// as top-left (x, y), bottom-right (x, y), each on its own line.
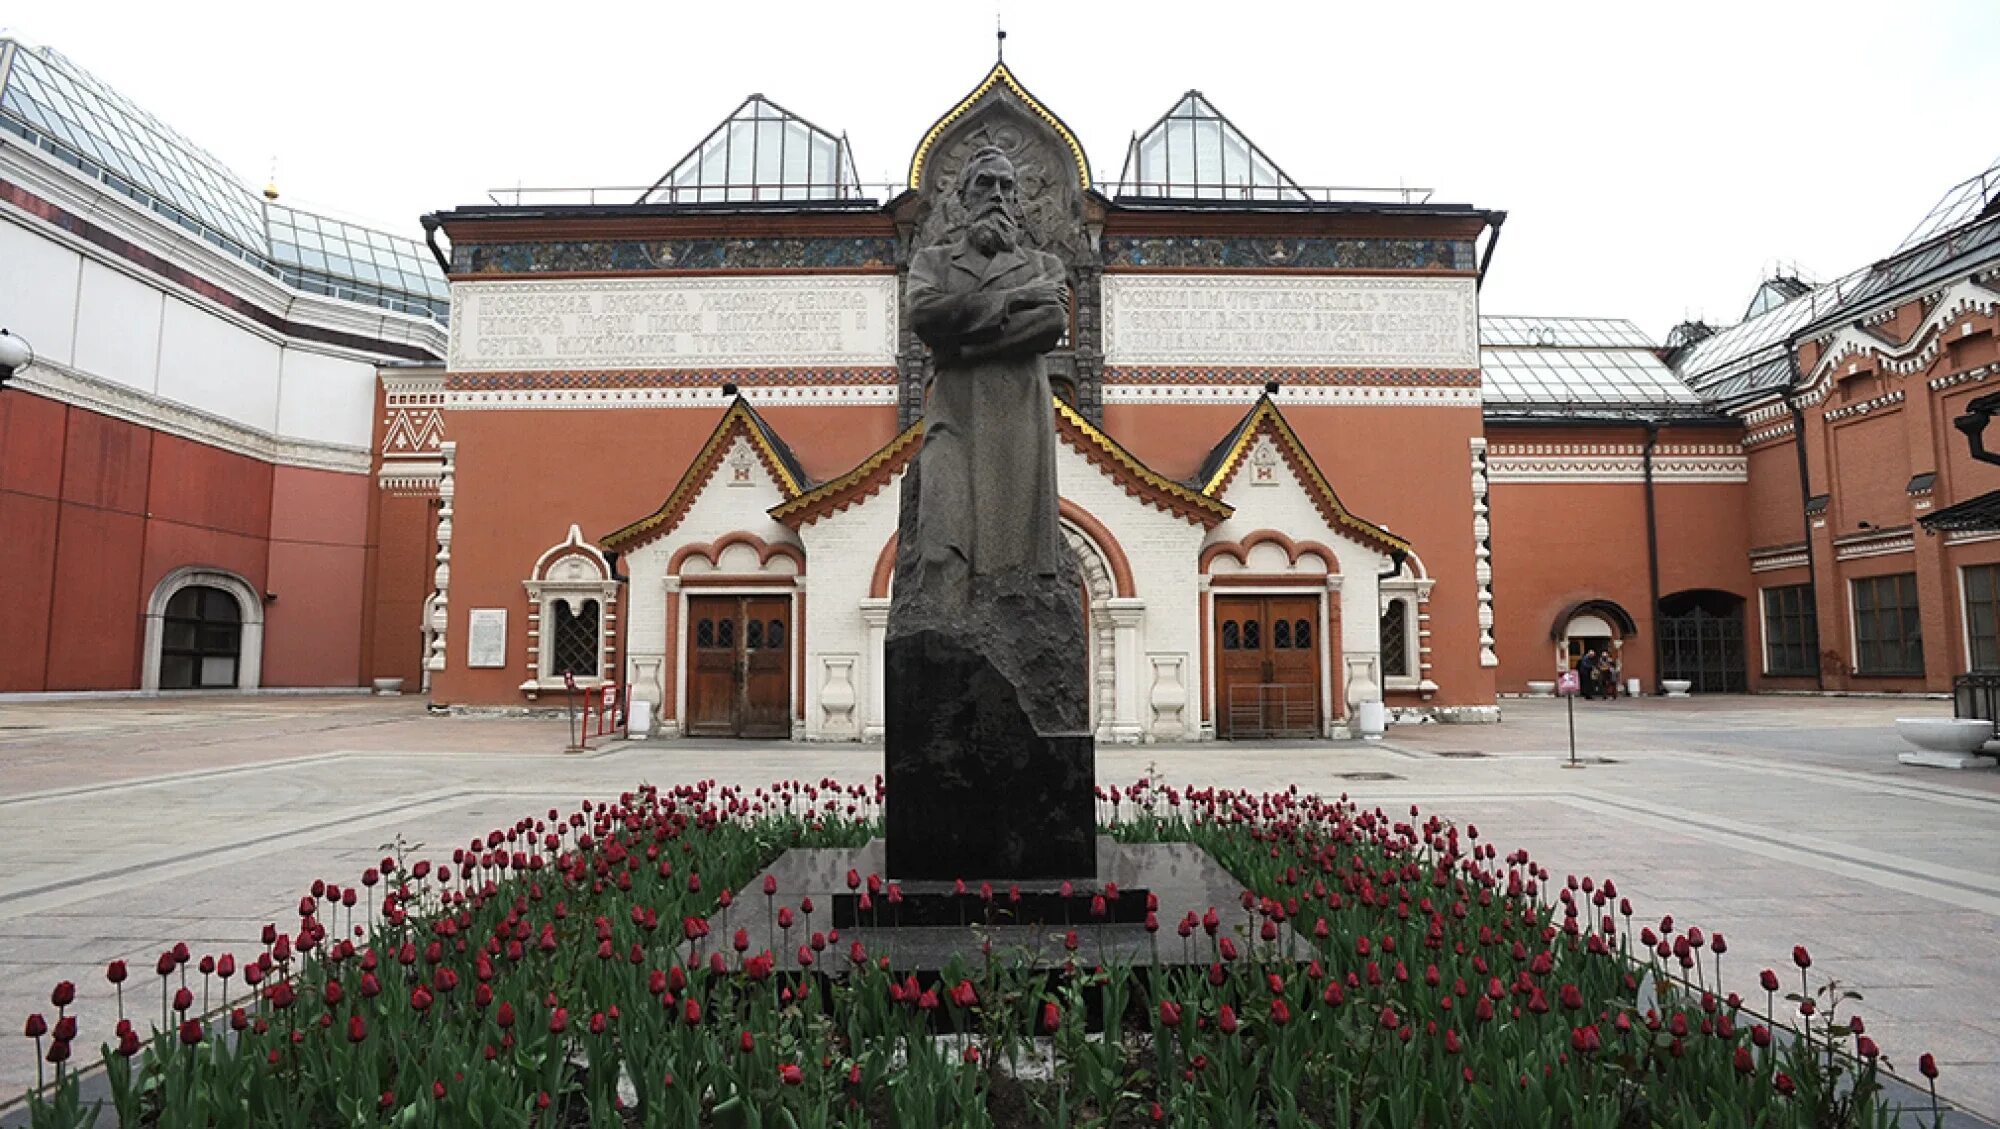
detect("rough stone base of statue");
top-left (883, 486), bottom-right (1097, 880)
top-left (884, 627), bottom-right (1095, 880)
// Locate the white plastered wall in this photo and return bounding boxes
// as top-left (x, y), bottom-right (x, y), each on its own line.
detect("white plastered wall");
top-left (790, 435), bottom-right (1211, 744)
top-left (621, 436), bottom-right (804, 736)
top-left (1204, 438), bottom-right (1393, 733)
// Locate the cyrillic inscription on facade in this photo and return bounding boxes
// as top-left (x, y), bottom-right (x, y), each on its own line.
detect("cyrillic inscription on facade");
top-left (449, 277), bottom-right (899, 371)
top-left (1102, 276), bottom-right (1477, 369)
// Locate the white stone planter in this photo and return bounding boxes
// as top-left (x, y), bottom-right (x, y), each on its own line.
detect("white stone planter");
top-left (1895, 718), bottom-right (1997, 769)
top-left (1525, 681), bottom-right (1556, 698)
top-left (1662, 679), bottom-right (1692, 698)
top-left (371, 677), bottom-right (404, 696)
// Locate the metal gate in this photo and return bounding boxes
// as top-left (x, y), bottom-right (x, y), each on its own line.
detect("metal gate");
top-left (1658, 606), bottom-right (1746, 693)
top-left (1225, 683), bottom-right (1319, 739)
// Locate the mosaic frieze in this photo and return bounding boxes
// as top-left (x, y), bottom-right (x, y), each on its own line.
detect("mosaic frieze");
top-left (453, 237), bottom-right (898, 275)
top-left (1101, 236), bottom-right (1475, 272)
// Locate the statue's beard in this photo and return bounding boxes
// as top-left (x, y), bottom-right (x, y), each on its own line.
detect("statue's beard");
top-left (967, 206), bottom-right (1019, 256)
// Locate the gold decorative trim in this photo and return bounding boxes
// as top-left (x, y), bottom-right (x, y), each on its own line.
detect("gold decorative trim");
top-left (1053, 399), bottom-right (1229, 522)
top-left (602, 400), bottom-right (801, 551)
top-left (769, 420), bottom-right (925, 526)
top-left (907, 62), bottom-right (1091, 191)
top-left (1202, 398), bottom-right (1413, 556)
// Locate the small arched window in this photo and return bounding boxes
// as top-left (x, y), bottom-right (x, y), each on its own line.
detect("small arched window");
top-left (1221, 621), bottom-right (1241, 650)
top-left (1380, 601), bottom-right (1410, 679)
top-left (551, 599), bottom-right (600, 677)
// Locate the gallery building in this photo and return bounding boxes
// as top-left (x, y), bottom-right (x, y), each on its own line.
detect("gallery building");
top-left (6, 40), bottom-right (2000, 739)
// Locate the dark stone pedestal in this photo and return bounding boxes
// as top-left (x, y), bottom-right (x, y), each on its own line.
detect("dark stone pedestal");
top-left (884, 628), bottom-right (1096, 880)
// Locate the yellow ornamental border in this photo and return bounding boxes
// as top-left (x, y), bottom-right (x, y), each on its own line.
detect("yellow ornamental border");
top-left (1053, 398), bottom-right (1229, 519)
top-left (908, 63), bottom-right (1091, 192)
top-left (1200, 399), bottom-right (1412, 556)
top-left (768, 420), bottom-right (925, 525)
top-left (603, 401), bottom-right (801, 550)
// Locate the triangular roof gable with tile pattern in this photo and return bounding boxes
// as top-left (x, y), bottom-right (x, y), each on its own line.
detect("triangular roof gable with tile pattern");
top-left (601, 398), bottom-right (807, 552)
top-left (1197, 395), bottom-right (1411, 559)
top-left (769, 398), bottom-right (1232, 529)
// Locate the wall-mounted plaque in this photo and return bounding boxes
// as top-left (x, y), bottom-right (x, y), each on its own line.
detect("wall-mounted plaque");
top-left (467, 609), bottom-right (508, 668)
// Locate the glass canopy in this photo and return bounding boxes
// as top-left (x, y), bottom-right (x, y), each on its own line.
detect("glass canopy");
top-left (1480, 318), bottom-right (1702, 408)
top-left (1894, 154), bottom-right (2000, 254)
top-left (641, 95), bottom-right (863, 205)
top-left (0, 38), bottom-right (446, 322)
top-left (266, 204), bottom-right (448, 320)
top-left (0, 40), bottom-right (267, 261)
top-left (1115, 92), bottom-right (1306, 201)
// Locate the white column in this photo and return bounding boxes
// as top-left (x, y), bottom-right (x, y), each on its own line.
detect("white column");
top-left (1105, 598), bottom-right (1146, 743)
top-left (662, 576), bottom-right (683, 738)
top-left (859, 598), bottom-right (891, 743)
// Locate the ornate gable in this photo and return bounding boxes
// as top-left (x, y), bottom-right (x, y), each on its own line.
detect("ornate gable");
top-left (1200, 396), bottom-right (1410, 558)
top-left (902, 61), bottom-right (1096, 268)
top-left (601, 398), bottom-right (805, 552)
top-left (770, 398), bottom-right (1231, 530)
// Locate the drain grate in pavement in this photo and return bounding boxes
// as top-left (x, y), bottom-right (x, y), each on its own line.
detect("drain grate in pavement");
top-left (1434, 750), bottom-right (1487, 758)
top-left (1337, 771), bottom-right (1402, 781)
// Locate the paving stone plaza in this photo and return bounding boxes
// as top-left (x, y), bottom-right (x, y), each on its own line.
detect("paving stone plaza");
top-left (1, 694), bottom-right (1997, 1120)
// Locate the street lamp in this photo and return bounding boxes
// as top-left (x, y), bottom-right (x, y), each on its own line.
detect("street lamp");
top-left (0, 328), bottom-right (32, 388)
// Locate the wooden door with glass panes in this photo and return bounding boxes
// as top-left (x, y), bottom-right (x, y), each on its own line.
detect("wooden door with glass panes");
top-left (1214, 595), bottom-right (1322, 738)
top-left (685, 595), bottom-right (792, 738)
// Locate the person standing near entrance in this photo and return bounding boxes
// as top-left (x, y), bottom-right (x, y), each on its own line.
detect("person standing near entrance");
top-left (1601, 651), bottom-right (1622, 699)
top-left (1577, 649), bottom-right (1599, 699)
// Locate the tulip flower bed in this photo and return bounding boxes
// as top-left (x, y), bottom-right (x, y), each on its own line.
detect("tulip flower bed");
top-left (16, 778), bottom-right (1944, 1128)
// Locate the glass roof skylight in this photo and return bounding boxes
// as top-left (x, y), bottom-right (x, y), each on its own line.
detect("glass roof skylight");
top-left (1482, 346), bottom-right (1701, 408)
top-left (0, 41), bottom-right (267, 261)
top-left (1115, 92), bottom-right (1306, 201)
top-left (1480, 316), bottom-right (1656, 349)
top-left (1893, 154), bottom-right (2000, 254)
top-left (0, 38), bottom-right (446, 323)
top-left (641, 96), bottom-right (863, 205)
top-left (266, 204), bottom-right (448, 320)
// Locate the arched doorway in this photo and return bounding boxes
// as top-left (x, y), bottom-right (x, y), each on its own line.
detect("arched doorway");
top-left (142, 567), bottom-right (264, 691)
top-left (1659, 590), bottom-right (1747, 693)
top-left (161, 587), bottom-right (242, 689)
top-left (1549, 599), bottom-right (1638, 697)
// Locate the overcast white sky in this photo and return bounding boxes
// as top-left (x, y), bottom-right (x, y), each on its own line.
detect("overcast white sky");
top-left (8, 0), bottom-right (1996, 339)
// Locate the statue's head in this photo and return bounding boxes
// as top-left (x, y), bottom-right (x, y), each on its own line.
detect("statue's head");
top-left (957, 147), bottom-right (1022, 255)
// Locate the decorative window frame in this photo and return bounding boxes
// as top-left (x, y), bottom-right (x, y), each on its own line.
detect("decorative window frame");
top-left (1378, 562), bottom-right (1435, 693)
top-left (521, 525), bottom-right (620, 695)
top-left (141, 566), bottom-right (265, 692)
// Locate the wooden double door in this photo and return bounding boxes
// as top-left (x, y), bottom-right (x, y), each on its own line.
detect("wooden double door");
top-left (686, 595), bottom-right (792, 738)
top-left (1215, 595), bottom-right (1323, 739)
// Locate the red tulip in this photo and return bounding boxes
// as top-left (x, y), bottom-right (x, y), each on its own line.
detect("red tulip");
top-left (1759, 969), bottom-right (1780, 992)
top-left (548, 1007), bottom-right (568, 1034)
top-left (950, 980), bottom-right (978, 1008)
top-left (779, 1063), bottom-right (804, 1086)
top-left (105, 961), bottom-right (127, 985)
top-left (1774, 1072), bottom-right (1796, 1096)
top-left (684, 998), bottom-right (702, 1027)
top-left (1734, 1046), bottom-right (1754, 1075)
top-left (45, 1039), bottom-right (70, 1064)
top-left (1159, 1000), bottom-right (1182, 1028)
top-left (1270, 998), bottom-right (1291, 1026)
top-left (1041, 1002), bottom-right (1060, 1033)
top-left (762, 874), bottom-right (778, 896)
top-left (410, 985), bottom-right (433, 1013)
top-left (1217, 1005), bottom-right (1239, 1034)
top-left (1857, 1036), bottom-right (1879, 1059)
top-left (1791, 945), bottom-right (1811, 970)
top-left (1920, 1053), bottom-right (1940, 1079)
top-left (178, 1019), bottom-right (203, 1046)
top-left (347, 1015), bottom-right (367, 1044)
top-left (24, 1014), bottom-right (47, 1038)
